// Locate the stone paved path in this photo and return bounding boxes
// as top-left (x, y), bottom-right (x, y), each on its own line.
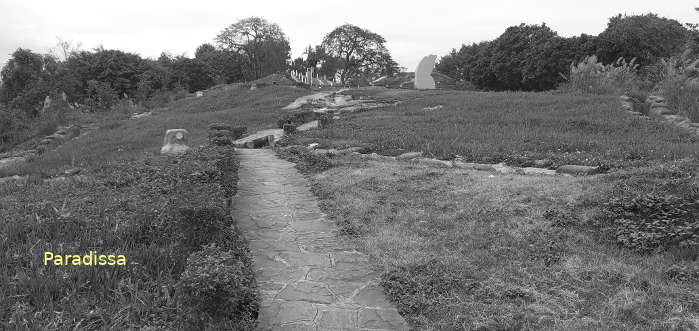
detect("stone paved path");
top-left (232, 148), bottom-right (409, 331)
top-left (233, 128), bottom-right (285, 148)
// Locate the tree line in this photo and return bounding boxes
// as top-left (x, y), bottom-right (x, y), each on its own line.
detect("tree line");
top-left (2, 11), bottom-right (696, 116)
top-left (436, 12), bottom-right (698, 91)
top-left (0, 17), bottom-right (399, 115)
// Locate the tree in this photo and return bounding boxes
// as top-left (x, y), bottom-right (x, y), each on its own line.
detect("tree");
top-left (320, 24), bottom-right (395, 84)
top-left (597, 14), bottom-right (689, 66)
top-left (437, 25), bottom-right (602, 91)
top-left (0, 48), bottom-right (57, 114)
top-left (0, 48), bottom-right (44, 105)
top-left (215, 17), bottom-right (290, 80)
top-left (195, 43), bottom-right (244, 84)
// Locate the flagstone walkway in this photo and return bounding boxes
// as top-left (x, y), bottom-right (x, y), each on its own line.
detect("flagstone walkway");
top-left (232, 148), bottom-right (409, 331)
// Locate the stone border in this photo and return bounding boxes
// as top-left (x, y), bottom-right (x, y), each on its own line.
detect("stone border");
top-left (620, 95), bottom-right (699, 135)
top-left (279, 145), bottom-right (605, 177)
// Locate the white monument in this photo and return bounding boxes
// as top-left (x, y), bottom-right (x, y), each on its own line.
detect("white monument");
top-left (414, 55), bottom-right (437, 90)
top-left (160, 129), bottom-right (190, 156)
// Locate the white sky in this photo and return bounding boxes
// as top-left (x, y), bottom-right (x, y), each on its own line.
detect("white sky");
top-left (0, 0), bottom-right (697, 70)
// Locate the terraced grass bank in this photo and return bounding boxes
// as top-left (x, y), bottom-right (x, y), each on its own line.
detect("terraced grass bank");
top-left (295, 88), bottom-right (698, 169)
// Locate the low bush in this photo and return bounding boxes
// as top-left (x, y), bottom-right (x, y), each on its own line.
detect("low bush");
top-left (177, 242), bottom-right (257, 330)
top-left (603, 193), bottom-right (699, 254)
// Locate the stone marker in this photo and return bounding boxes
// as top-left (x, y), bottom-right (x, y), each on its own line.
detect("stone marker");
top-left (160, 129), bottom-right (190, 156)
top-left (414, 55), bottom-right (437, 90)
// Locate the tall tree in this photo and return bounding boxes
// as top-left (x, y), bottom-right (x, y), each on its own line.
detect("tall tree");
top-left (215, 17), bottom-right (290, 80)
top-left (320, 24), bottom-right (395, 84)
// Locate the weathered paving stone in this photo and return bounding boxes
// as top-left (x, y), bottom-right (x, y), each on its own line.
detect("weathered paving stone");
top-left (358, 308), bottom-right (409, 330)
top-left (232, 148), bottom-right (408, 330)
top-left (351, 283), bottom-right (395, 308)
top-left (315, 308), bottom-right (358, 330)
top-left (277, 251), bottom-right (331, 267)
top-left (276, 281), bottom-right (336, 304)
top-left (274, 301), bottom-right (318, 325)
top-left (291, 220), bottom-right (336, 233)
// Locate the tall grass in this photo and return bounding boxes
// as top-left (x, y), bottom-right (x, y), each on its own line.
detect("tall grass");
top-left (561, 55), bottom-right (651, 97)
top-left (656, 58), bottom-right (699, 122)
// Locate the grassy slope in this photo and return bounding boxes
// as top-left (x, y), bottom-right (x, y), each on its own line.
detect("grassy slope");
top-left (297, 88), bottom-right (698, 168)
top-left (2, 85), bottom-right (309, 177)
top-left (0, 85), bottom-right (308, 329)
top-left (308, 157), bottom-right (698, 330)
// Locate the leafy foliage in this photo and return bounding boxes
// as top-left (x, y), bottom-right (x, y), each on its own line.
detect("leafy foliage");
top-left (438, 25), bottom-right (597, 91)
top-left (597, 14), bottom-right (689, 67)
top-left (85, 79), bottom-right (119, 111)
top-left (603, 194), bottom-right (699, 253)
top-left (177, 243), bottom-right (257, 329)
top-left (320, 24), bottom-right (400, 85)
top-left (215, 17), bottom-right (290, 80)
top-left (437, 13), bottom-right (693, 92)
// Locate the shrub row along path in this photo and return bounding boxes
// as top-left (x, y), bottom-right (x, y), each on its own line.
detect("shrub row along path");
top-left (232, 148), bottom-right (409, 330)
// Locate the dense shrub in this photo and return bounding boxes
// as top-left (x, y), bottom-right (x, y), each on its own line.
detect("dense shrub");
top-left (603, 194), bottom-right (699, 253)
top-left (177, 242), bottom-right (257, 329)
top-left (437, 12), bottom-right (690, 92)
top-left (439, 24), bottom-right (584, 91)
top-left (597, 14), bottom-right (689, 67)
top-left (85, 79), bottom-right (119, 111)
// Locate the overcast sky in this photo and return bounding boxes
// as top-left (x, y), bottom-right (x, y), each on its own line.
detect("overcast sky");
top-left (0, 0), bottom-right (696, 70)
